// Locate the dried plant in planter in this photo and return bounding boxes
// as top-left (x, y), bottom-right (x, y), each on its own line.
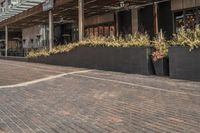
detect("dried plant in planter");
top-left (170, 26), bottom-right (200, 51)
top-left (151, 31), bottom-right (168, 62)
top-left (124, 33), bottom-right (150, 47)
top-left (27, 34), bottom-right (152, 58)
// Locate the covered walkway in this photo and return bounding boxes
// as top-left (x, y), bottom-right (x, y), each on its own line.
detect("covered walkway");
top-left (0, 0), bottom-right (167, 56)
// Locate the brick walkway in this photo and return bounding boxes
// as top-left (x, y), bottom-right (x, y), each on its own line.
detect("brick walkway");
top-left (0, 60), bottom-right (199, 133)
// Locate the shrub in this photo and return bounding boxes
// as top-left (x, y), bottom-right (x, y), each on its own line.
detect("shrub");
top-left (170, 26), bottom-right (200, 50)
top-left (79, 36), bottom-right (122, 47)
top-left (27, 33), bottom-right (150, 58)
top-left (124, 33), bottom-right (150, 47)
top-left (151, 31), bottom-right (168, 61)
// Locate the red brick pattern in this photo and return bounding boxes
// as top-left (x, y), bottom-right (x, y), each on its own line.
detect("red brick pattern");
top-left (0, 60), bottom-right (199, 133)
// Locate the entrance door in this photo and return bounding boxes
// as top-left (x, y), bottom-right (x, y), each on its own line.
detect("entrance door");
top-left (158, 1), bottom-right (173, 38)
top-left (138, 2), bottom-right (173, 39)
top-left (138, 5), bottom-right (154, 39)
top-left (118, 10), bottom-right (132, 36)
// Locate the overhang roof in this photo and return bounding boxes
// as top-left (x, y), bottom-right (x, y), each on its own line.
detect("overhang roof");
top-left (0, 0), bottom-right (45, 22)
top-left (0, 0), bottom-right (168, 30)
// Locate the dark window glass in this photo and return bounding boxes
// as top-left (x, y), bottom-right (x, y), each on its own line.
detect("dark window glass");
top-left (104, 26), bottom-right (110, 36)
top-left (98, 26), bottom-right (104, 36)
top-left (196, 9), bottom-right (200, 25)
top-left (174, 11), bottom-right (184, 32)
top-left (185, 9), bottom-right (196, 29)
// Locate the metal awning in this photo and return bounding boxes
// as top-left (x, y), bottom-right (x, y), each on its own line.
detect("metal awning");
top-left (0, 0), bottom-right (45, 22)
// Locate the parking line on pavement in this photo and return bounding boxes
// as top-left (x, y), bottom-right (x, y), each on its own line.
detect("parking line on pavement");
top-left (0, 70), bottom-right (92, 89)
top-left (72, 74), bottom-right (200, 97)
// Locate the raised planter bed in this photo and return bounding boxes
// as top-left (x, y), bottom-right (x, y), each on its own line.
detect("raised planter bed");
top-left (153, 58), bottom-right (169, 76)
top-left (29, 46), bottom-right (154, 75)
top-left (169, 46), bottom-right (200, 81)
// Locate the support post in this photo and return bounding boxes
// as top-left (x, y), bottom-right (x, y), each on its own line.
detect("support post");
top-left (153, 2), bottom-right (159, 35)
top-left (78, 0), bottom-right (84, 41)
top-left (5, 25), bottom-right (8, 57)
top-left (115, 12), bottom-right (119, 37)
top-left (49, 10), bottom-right (54, 51)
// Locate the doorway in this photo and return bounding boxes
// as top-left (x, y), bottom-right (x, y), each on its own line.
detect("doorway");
top-left (138, 5), bottom-right (154, 39)
top-left (118, 10), bottom-right (132, 36)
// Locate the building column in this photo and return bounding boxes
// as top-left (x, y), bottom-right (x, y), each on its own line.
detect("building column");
top-left (131, 9), bottom-right (138, 34)
top-left (49, 10), bottom-right (54, 51)
top-left (78, 0), bottom-right (84, 41)
top-left (5, 25), bottom-right (8, 57)
top-left (115, 12), bottom-right (119, 37)
top-left (153, 2), bottom-right (159, 35)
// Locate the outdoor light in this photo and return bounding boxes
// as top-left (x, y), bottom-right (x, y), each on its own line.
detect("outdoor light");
top-left (120, 1), bottom-right (125, 8)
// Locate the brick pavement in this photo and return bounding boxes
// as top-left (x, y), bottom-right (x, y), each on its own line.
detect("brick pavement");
top-left (0, 59), bottom-right (199, 133)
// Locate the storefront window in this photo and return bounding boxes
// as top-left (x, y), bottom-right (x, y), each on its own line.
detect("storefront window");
top-left (89, 28), bottom-right (94, 37)
top-left (197, 9), bottom-right (200, 25)
top-left (110, 26), bottom-right (115, 36)
top-left (94, 27), bottom-right (98, 37)
top-left (104, 26), bottom-right (110, 36)
top-left (185, 9), bottom-right (196, 29)
top-left (85, 23), bottom-right (115, 38)
top-left (174, 8), bottom-right (200, 32)
top-left (85, 29), bottom-right (90, 38)
top-left (98, 26), bottom-right (104, 36)
top-left (174, 11), bottom-right (184, 32)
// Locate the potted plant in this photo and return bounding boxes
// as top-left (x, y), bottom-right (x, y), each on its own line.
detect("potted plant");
top-left (151, 31), bottom-right (169, 76)
top-left (169, 26), bottom-right (200, 81)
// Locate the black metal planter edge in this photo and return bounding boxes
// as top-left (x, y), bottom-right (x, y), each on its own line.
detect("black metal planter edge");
top-left (169, 46), bottom-right (200, 81)
top-left (28, 46), bottom-right (154, 75)
top-left (152, 57), bottom-right (169, 76)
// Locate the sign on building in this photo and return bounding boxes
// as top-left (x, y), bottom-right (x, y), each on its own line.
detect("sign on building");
top-left (43, 0), bottom-right (54, 11)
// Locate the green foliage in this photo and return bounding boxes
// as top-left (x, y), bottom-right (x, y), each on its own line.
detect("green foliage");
top-left (170, 26), bottom-right (200, 50)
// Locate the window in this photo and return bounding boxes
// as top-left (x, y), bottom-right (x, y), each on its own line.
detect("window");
top-left (85, 23), bottom-right (115, 38)
top-left (98, 26), bottom-right (104, 36)
top-left (174, 8), bottom-right (200, 32)
top-left (174, 11), bottom-right (184, 32)
top-left (185, 9), bottom-right (196, 29)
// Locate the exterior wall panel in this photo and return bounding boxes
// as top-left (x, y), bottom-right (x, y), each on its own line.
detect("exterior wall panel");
top-left (85, 13), bottom-right (114, 26)
top-left (172, 0), bottom-right (200, 11)
top-left (171, 0), bottom-right (183, 11)
top-left (196, 0), bottom-right (200, 6)
top-left (183, 0), bottom-right (196, 9)
top-left (132, 9), bottom-right (138, 33)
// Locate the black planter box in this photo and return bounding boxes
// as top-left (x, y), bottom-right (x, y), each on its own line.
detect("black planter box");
top-left (153, 58), bottom-right (169, 76)
top-left (29, 46), bottom-right (154, 75)
top-left (169, 46), bottom-right (200, 81)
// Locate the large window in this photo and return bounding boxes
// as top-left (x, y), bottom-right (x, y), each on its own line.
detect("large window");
top-left (174, 11), bottom-right (184, 32)
top-left (85, 23), bottom-right (115, 38)
top-left (174, 8), bottom-right (200, 32)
